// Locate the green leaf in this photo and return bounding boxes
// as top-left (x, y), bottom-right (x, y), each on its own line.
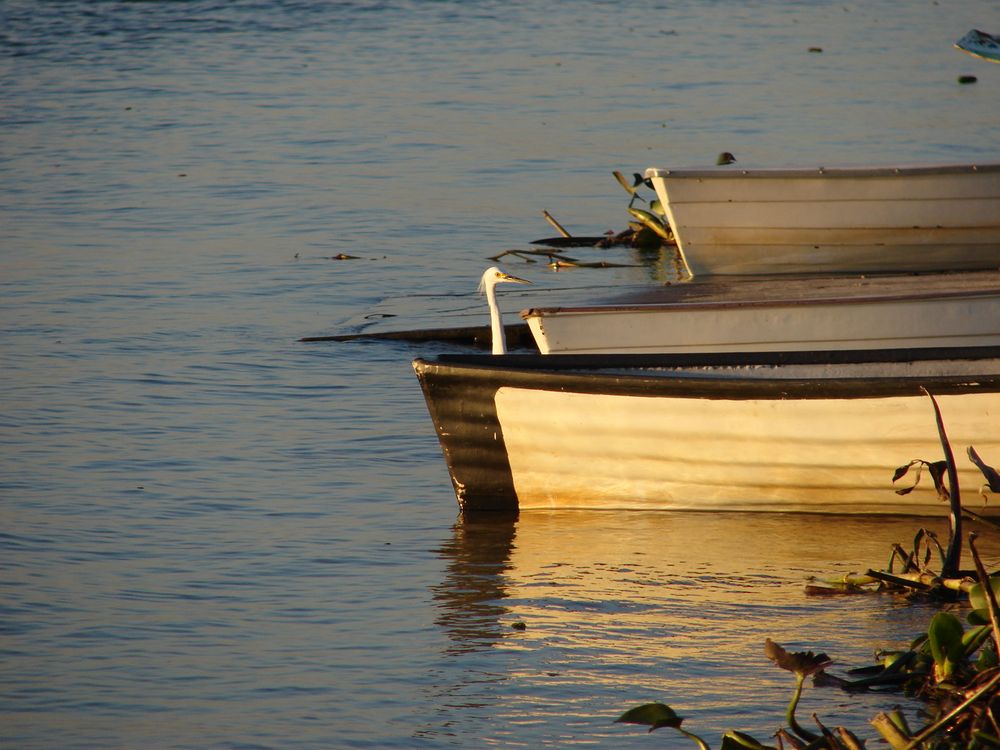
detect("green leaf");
top-left (969, 609), bottom-right (990, 626)
top-left (721, 729), bottom-right (776, 750)
top-left (616, 703), bottom-right (684, 731)
top-left (968, 575), bottom-right (1000, 610)
top-left (927, 611), bottom-right (965, 679)
top-left (764, 638), bottom-right (832, 677)
top-left (961, 623), bottom-right (992, 654)
top-left (977, 644), bottom-right (999, 671)
top-left (627, 208), bottom-right (673, 240)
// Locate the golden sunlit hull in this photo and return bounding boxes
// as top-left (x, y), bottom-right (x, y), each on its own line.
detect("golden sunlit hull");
top-left (414, 347), bottom-right (1000, 516)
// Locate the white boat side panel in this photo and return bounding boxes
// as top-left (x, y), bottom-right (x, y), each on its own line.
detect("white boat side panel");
top-left (525, 295), bottom-right (1000, 354)
top-left (494, 387), bottom-right (1000, 514)
top-left (646, 168), bottom-right (1000, 275)
top-left (671, 202), bottom-right (1000, 229)
top-left (673, 236), bottom-right (1000, 275)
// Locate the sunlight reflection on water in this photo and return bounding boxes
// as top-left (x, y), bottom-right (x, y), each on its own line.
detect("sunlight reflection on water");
top-left (428, 512), bottom-right (999, 746)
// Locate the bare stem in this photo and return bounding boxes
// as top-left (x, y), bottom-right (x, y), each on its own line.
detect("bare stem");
top-left (923, 389), bottom-right (962, 578)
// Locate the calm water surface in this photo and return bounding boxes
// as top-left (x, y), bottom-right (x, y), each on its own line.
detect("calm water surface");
top-left (2, 1), bottom-right (999, 747)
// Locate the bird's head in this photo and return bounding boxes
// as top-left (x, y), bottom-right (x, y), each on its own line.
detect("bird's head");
top-left (478, 266), bottom-right (531, 294)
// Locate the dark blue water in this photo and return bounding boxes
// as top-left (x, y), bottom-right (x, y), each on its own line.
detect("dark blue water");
top-left (2, 1), bottom-right (998, 747)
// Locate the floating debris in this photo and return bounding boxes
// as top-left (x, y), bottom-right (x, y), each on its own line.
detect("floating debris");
top-left (300, 323), bottom-right (533, 349)
top-left (529, 236), bottom-right (609, 248)
top-left (548, 258), bottom-right (637, 271)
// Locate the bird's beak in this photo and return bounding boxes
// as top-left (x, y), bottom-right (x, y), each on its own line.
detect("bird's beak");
top-left (501, 272), bottom-right (531, 285)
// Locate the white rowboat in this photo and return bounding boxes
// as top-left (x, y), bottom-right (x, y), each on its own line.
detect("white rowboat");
top-left (522, 271), bottom-right (1000, 354)
top-left (643, 163), bottom-right (1000, 276)
top-left (956, 29), bottom-right (1000, 63)
top-left (413, 347), bottom-right (1000, 515)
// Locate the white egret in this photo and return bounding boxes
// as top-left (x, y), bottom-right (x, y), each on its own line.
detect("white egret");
top-left (478, 266), bottom-right (531, 354)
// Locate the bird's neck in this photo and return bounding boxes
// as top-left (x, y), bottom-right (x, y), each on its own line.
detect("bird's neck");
top-left (487, 288), bottom-right (506, 355)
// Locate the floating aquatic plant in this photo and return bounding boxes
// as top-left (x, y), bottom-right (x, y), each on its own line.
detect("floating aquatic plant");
top-left (764, 639), bottom-right (831, 742)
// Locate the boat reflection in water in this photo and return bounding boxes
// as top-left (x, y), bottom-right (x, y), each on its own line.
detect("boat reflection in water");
top-left (431, 516), bottom-right (517, 656)
top-left (425, 510), bottom-right (1000, 746)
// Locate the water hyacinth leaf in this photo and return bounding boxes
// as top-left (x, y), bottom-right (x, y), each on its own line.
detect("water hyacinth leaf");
top-left (627, 207), bottom-right (666, 227)
top-left (968, 446), bottom-right (1000, 492)
top-left (721, 729), bottom-right (776, 750)
top-left (927, 611), bottom-right (965, 679)
top-left (968, 574), bottom-right (1000, 610)
top-left (764, 638), bottom-right (832, 677)
top-left (892, 460), bottom-right (923, 494)
top-left (976, 644), bottom-right (999, 670)
top-left (616, 702), bottom-right (684, 731)
top-left (774, 728), bottom-right (808, 749)
top-left (927, 460), bottom-right (950, 500)
top-left (892, 460), bottom-right (949, 499)
top-left (968, 609), bottom-right (990, 626)
top-left (960, 622), bottom-right (991, 653)
top-left (892, 461), bottom-right (915, 483)
top-left (627, 207), bottom-right (673, 240)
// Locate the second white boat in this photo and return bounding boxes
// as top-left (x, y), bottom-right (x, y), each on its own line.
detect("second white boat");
top-left (523, 271), bottom-right (1000, 354)
top-left (643, 162), bottom-right (1000, 277)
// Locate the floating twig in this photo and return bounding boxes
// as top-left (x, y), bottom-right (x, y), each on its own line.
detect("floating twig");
top-left (542, 210), bottom-right (571, 238)
top-left (489, 248), bottom-right (577, 263)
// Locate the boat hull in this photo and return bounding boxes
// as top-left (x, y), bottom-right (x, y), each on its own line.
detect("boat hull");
top-left (956, 29), bottom-right (1000, 63)
top-left (644, 163), bottom-right (1000, 276)
top-left (522, 272), bottom-right (1000, 354)
top-left (413, 349), bottom-right (1000, 515)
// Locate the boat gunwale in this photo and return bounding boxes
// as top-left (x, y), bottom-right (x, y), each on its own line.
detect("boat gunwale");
top-left (520, 287), bottom-right (1000, 319)
top-left (644, 162), bottom-right (1000, 180)
top-left (413, 346), bottom-right (1000, 401)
